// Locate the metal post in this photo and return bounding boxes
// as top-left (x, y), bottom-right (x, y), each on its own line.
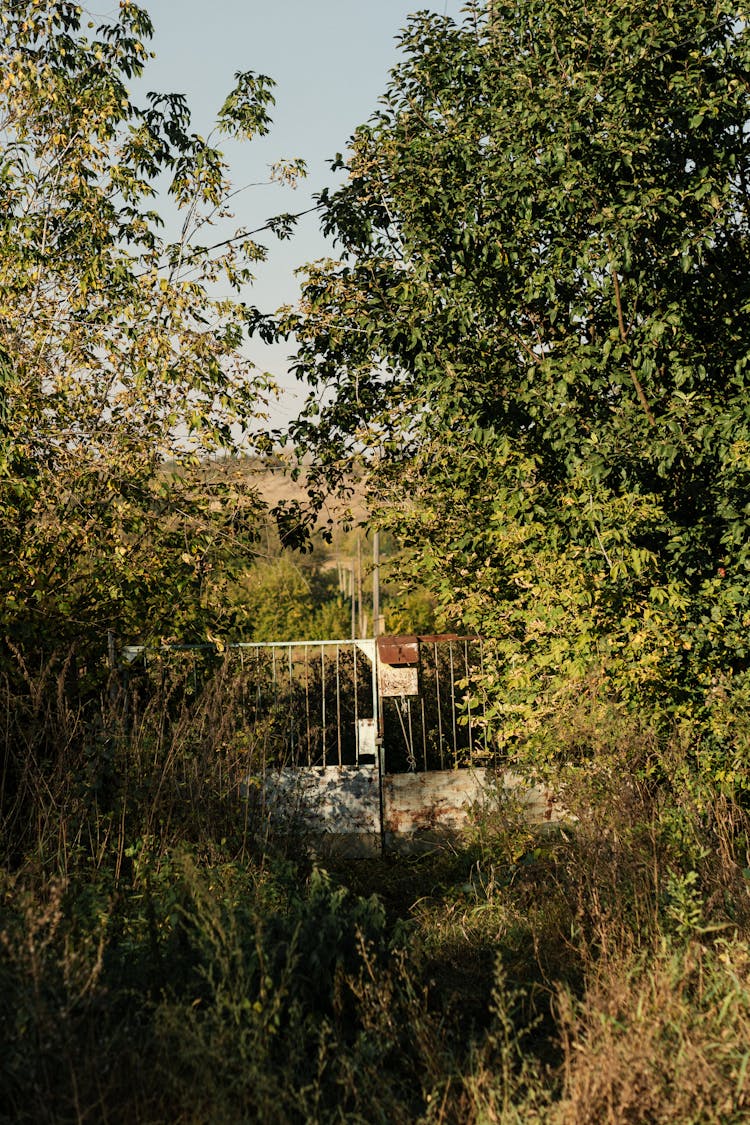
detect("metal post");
top-left (434, 642), bottom-right (444, 770)
top-left (357, 536), bottom-right (363, 636)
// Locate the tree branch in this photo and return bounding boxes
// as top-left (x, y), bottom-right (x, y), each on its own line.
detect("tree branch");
top-left (608, 243), bottom-right (655, 426)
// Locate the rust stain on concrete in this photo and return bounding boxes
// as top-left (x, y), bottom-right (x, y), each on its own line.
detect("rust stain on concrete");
top-left (383, 770), bottom-right (567, 852)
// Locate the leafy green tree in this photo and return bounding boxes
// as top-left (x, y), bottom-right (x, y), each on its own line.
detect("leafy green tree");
top-left (384, 589), bottom-right (437, 636)
top-left (231, 553), bottom-right (354, 641)
top-left (232, 556), bottom-right (314, 640)
top-left (289, 0), bottom-right (750, 769)
top-left (0, 1), bottom-right (297, 657)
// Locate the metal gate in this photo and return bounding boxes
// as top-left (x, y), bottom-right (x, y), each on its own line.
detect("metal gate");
top-left (235, 634), bottom-right (496, 854)
top-left (130, 633), bottom-right (490, 773)
top-left (377, 634), bottom-right (489, 773)
top-left (230, 639), bottom-right (379, 768)
top-left (119, 634), bottom-right (560, 852)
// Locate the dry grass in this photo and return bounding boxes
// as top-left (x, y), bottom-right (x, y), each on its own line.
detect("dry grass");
top-left (556, 940), bottom-right (750, 1125)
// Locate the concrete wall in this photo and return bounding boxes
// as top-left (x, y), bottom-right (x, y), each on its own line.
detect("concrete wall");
top-left (383, 769), bottom-right (564, 853)
top-left (261, 765), bottom-right (381, 857)
top-left (257, 765), bottom-right (567, 857)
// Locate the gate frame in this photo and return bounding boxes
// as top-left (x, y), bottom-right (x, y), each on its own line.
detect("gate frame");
top-left (118, 632), bottom-right (500, 852)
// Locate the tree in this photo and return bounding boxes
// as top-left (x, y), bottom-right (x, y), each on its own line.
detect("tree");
top-left (289, 1), bottom-right (750, 770)
top-left (0, 1), bottom-right (299, 659)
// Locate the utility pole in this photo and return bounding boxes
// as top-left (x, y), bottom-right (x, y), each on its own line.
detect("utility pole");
top-left (351, 558), bottom-right (356, 639)
top-left (373, 530), bottom-right (381, 636)
top-left (357, 535), bottom-right (364, 636)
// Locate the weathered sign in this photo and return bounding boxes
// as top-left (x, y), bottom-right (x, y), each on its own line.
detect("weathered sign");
top-left (377, 634), bottom-right (420, 697)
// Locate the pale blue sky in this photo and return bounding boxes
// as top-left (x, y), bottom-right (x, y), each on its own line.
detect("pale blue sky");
top-left (139, 0), bottom-right (470, 425)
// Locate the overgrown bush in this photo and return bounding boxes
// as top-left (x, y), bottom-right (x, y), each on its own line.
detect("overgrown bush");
top-left (3, 649), bottom-right (750, 1122)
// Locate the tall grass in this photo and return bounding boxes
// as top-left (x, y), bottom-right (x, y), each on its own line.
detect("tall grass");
top-left (2, 649), bottom-right (750, 1122)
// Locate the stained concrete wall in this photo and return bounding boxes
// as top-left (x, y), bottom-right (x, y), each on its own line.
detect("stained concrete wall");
top-left (258, 765), bottom-right (567, 857)
top-left (261, 765), bottom-right (381, 857)
top-left (383, 769), bottom-right (565, 853)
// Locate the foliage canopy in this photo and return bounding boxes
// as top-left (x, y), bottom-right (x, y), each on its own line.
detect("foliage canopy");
top-left (0, 0), bottom-right (295, 654)
top-left (290, 0), bottom-right (750, 766)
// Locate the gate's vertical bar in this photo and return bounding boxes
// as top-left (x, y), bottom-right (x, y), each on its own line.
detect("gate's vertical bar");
top-left (217, 649), bottom-right (226, 794)
top-left (372, 639), bottom-right (380, 752)
top-left (321, 644), bottom-right (327, 765)
top-left (335, 644), bottom-right (342, 767)
top-left (288, 645), bottom-right (295, 763)
top-left (434, 641), bottom-right (444, 770)
top-left (304, 644), bottom-right (311, 765)
top-left (479, 639), bottom-right (489, 755)
top-left (420, 696), bottom-right (428, 771)
top-left (255, 645), bottom-right (262, 732)
top-left (373, 638), bottom-right (385, 858)
top-left (254, 646), bottom-right (267, 776)
top-left (272, 649), bottom-right (278, 759)
top-left (353, 642), bottom-right (359, 765)
top-left (464, 639), bottom-right (473, 761)
top-left (405, 698), bottom-right (416, 772)
top-left (449, 641), bottom-right (458, 767)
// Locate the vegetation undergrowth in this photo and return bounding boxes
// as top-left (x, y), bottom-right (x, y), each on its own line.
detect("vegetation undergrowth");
top-left (3, 654), bottom-right (750, 1124)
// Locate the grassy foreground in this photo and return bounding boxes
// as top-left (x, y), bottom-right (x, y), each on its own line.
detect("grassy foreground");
top-left (2, 656), bottom-right (750, 1123)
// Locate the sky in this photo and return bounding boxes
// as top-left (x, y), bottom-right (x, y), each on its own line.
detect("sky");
top-left (136, 0), bottom-right (470, 428)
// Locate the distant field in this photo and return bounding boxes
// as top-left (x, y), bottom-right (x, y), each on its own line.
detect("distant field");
top-left (245, 457), bottom-right (369, 525)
